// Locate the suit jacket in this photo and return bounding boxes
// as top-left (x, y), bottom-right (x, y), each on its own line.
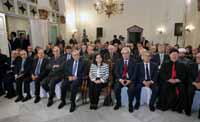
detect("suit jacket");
top-left (188, 63), bottom-right (199, 84)
top-left (32, 58), bottom-right (49, 81)
top-left (22, 39), bottom-right (30, 50)
top-left (47, 56), bottom-right (65, 78)
top-left (0, 54), bottom-right (8, 78)
top-left (62, 53), bottom-right (72, 61)
top-left (64, 58), bottom-right (85, 82)
top-left (10, 38), bottom-right (21, 50)
top-left (115, 58), bottom-right (136, 82)
top-left (15, 57), bottom-right (33, 79)
top-left (159, 61), bottom-right (187, 84)
top-left (151, 53), bottom-right (169, 66)
top-left (134, 62), bottom-right (158, 85)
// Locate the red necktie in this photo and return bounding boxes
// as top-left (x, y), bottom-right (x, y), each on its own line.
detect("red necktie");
top-left (171, 63), bottom-right (176, 79)
top-left (171, 63), bottom-right (179, 96)
top-left (123, 61), bottom-right (128, 79)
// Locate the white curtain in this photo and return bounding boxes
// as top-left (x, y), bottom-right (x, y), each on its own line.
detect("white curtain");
top-left (0, 13), bottom-right (9, 55)
top-left (30, 19), bottom-right (49, 49)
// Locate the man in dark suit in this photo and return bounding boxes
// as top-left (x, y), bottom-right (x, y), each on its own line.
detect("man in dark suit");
top-left (9, 32), bottom-right (21, 50)
top-left (19, 33), bottom-right (30, 50)
top-left (14, 50), bottom-right (33, 102)
top-left (0, 49), bottom-right (9, 96)
top-left (41, 46), bottom-right (65, 107)
top-left (4, 50), bottom-right (18, 99)
top-left (69, 34), bottom-right (77, 45)
top-left (186, 52), bottom-right (200, 118)
top-left (158, 48), bottom-right (187, 113)
top-left (113, 47), bottom-right (136, 113)
top-left (58, 50), bottom-right (85, 112)
top-left (151, 44), bottom-right (169, 69)
top-left (112, 35), bottom-right (121, 45)
top-left (55, 35), bottom-right (65, 47)
top-left (134, 50), bottom-right (159, 111)
top-left (27, 46), bottom-right (35, 59)
top-left (45, 43), bottom-right (53, 58)
top-left (32, 49), bottom-right (49, 103)
top-left (63, 45), bottom-right (72, 61)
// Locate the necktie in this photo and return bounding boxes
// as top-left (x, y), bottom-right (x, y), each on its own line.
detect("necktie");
top-left (171, 63), bottom-right (176, 79)
top-left (145, 64), bottom-right (151, 81)
top-left (21, 59), bottom-right (25, 72)
top-left (72, 61), bottom-right (78, 76)
top-left (122, 60), bottom-right (128, 79)
top-left (35, 59), bottom-right (42, 76)
top-left (160, 54), bottom-right (164, 64)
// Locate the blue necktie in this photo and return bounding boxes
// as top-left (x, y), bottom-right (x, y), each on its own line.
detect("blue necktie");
top-left (21, 59), bottom-right (25, 72)
top-left (72, 61), bottom-right (78, 76)
top-left (35, 59), bottom-right (41, 76)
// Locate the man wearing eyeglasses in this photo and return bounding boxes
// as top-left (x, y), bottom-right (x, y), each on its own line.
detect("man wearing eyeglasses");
top-left (14, 50), bottom-right (33, 102)
top-left (134, 50), bottom-right (159, 112)
top-left (113, 47), bottom-right (136, 113)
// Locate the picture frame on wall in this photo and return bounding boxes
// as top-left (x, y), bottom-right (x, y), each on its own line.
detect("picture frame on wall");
top-left (17, 30), bottom-right (26, 37)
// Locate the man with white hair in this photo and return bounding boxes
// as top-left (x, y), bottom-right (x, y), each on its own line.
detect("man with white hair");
top-left (41, 46), bottom-right (65, 107)
top-left (178, 48), bottom-right (192, 65)
top-left (14, 50), bottom-right (33, 102)
top-left (114, 47), bottom-right (136, 113)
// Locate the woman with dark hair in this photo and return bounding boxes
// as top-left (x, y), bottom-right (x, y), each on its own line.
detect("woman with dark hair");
top-left (89, 53), bottom-right (109, 110)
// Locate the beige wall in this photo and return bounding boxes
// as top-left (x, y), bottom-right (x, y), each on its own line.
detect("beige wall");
top-left (75, 0), bottom-right (186, 45)
top-left (185, 0), bottom-right (200, 48)
top-left (6, 16), bottom-right (30, 38)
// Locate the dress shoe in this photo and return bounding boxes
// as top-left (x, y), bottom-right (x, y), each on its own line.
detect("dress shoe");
top-left (58, 101), bottom-right (66, 109)
top-left (15, 96), bottom-right (23, 103)
top-left (90, 104), bottom-right (95, 110)
top-left (47, 99), bottom-right (53, 107)
top-left (129, 105), bottom-right (134, 113)
top-left (150, 106), bottom-right (155, 112)
top-left (113, 104), bottom-right (121, 110)
top-left (69, 103), bottom-right (76, 113)
top-left (0, 92), bottom-right (5, 97)
top-left (22, 95), bottom-right (32, 102)
top-left (34, 97), bottom-right (41, 103)
top-left (134, 102), bottom-right (140, 110)
top-left (93, 104), bottom-right (98, 110)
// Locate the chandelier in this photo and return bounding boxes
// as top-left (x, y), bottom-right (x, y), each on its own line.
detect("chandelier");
top-left (94, 0), bottom-right (124, 18)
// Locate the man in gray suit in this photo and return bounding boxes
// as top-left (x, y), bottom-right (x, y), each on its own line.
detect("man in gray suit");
top-left (41, 46), bottom-right (65, 107)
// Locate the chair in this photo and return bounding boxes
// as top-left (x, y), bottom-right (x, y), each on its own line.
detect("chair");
top-left (121, 86), bottom-right (152, 107)
top-left (192, 90), bottom-right (200, 112)
top-left (30, 81), bottom-right (62, 99)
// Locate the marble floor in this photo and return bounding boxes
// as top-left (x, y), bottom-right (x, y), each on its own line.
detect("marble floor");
top-left (0, 96), bottom-right (199, 122)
